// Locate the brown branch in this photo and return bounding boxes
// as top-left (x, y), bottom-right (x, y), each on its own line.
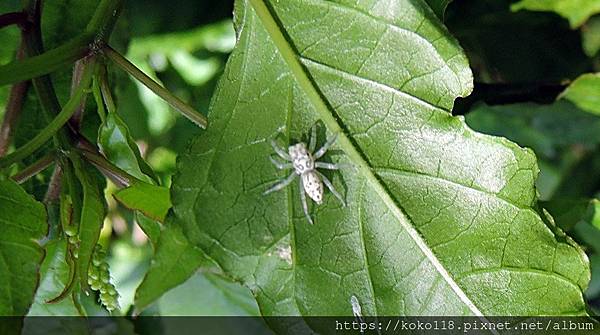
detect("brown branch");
top-left (0, 11), bottom-right (27, 29)
top-left (44, 164), bottom-right (63, 204)
top-left (11, 152), bottom-right (55, 184)
top-left (68, 60), bottom-right (87, 130)
top-left (0, 41), bottom-right (29, 156)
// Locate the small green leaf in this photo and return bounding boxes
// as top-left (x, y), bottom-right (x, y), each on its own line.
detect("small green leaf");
top-left (98, 110), bottom-right (157, 183)
top-left (26, 240), bottom-right (81, 316)
top-left (134, 220), bottom-right (206, 313)
top-left (113, 181), bottom-right (171, 222)
top-left (0, 179), bottom-right (47, 315)
top-left (560, 73), bottom-right (600, 116)
top-left (511, 0), bottom-right (600, 28)
top-left (171, 0), bottom-right (590, 321)
top-left (98, 106), bottom-right (165, 242)
top-left (582, 16), bottom-right (600, 57)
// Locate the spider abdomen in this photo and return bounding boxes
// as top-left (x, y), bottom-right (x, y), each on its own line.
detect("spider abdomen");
top-left (302, 171), bottom-right (323, 204)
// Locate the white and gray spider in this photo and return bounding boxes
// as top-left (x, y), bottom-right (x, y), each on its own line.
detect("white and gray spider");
top-left (264, 125), bottom-right (346, 224)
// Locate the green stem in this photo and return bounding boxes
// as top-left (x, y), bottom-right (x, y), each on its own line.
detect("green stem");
top-left (0, 64), bottom-right (94, 168)
top-left (11, 152), bottom-right (55, 184)
top-left (97, 63), bottom-right (116, 114)
top-left (21, 0), bottom-right (78, 149)
top-left (0, 34), bottom-right (93, 87)
top-left (103, 46), bottom-right (208, 128)
top-left (91, 75), bottom-right (107, 123)
top-left (0, 0), bottom-right (124, 87)
top-left (85, 0), bottom-right (123, 38)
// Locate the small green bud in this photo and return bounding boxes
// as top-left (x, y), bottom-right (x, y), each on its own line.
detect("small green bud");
top-left (100, 292), bottom-right (111, 302)
top-left (90, 280), bottom-right (102, 291)
top-left (100, 271), bottom-right (110, 283)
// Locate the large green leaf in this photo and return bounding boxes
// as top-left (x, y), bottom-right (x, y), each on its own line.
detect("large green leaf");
top-left (171, 0), bottom-right (589, 322)
top-left (0, 179), bottom-right (47, 315)
top-left (511, 0), bottom-right (600, 28)
top-left (560, 73), bottom-right (600, 116)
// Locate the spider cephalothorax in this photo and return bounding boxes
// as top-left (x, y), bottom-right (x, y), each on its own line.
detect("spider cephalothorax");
top-left (264, 125), bottom-right (346, 224)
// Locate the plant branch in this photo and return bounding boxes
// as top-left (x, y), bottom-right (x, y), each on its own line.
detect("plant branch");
top-left (0, 0), bottom-right (124, 87)
top-left (44, 164), bottom-right (63, 204)
top-left (76, 143), bottom-right (140, 188)
top-left (0, 33), bottom-right (93, 87)
top-left (103, 45), bottom-right (208, 128)
top-left (69, 60), bottom-right (88, 130)
top-left (11, 152), bottom-right (55, 184)
top-left (97, 63), bottom-right (116, 114)
top-left (21, 0), bottom-right (77, 149)
top-left (0, 64), bottom-right (94, 168)
top-left (0, 11), bottom-right (27, 29)
top-left (0, 40), bottom-right (29, 157)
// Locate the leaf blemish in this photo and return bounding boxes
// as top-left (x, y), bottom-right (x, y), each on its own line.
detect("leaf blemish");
top-left (276, 245), bottom-right (292, 264)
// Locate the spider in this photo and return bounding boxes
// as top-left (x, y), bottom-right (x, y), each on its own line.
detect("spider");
top-left (264, 125), bottom-right (346, 224)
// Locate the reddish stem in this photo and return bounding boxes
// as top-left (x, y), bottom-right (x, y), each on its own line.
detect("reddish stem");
top-left (0, 41), bottom-right (29, 157)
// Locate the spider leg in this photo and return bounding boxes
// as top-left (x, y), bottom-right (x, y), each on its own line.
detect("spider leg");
top-left (315, 162), bottom-right (352, 170)
top-left (314, 133), bottom-right (338, 159)
top-left (270, 156), bottom-right (293, 170)
top-left (263, 172), bottom-right (296, 195)
top-left (308, 124), bottom-right (317, 152)
top-left (271, 139), bottom-right (291, 160)
top-left (316, 170), bottom-right (346, 207)
top-left (299, 177), bottom-right (313, 224)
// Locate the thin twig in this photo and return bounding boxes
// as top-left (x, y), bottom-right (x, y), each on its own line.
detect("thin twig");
top-left (103, 45), bottom-right (208, 128)
top-left (69, 60), bottom-right (88, 130)
top-left (97, 63), bottom-right (116, 114)
top-left (11, 152), bottom-right (55, 184)
top-left (76, 138), bottom-right (139, 188)
top-left (44, 164), bottom-right (63, 204)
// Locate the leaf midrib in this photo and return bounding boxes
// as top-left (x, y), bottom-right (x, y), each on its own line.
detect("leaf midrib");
top-left (247, 0), bottom-right (483, 316)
